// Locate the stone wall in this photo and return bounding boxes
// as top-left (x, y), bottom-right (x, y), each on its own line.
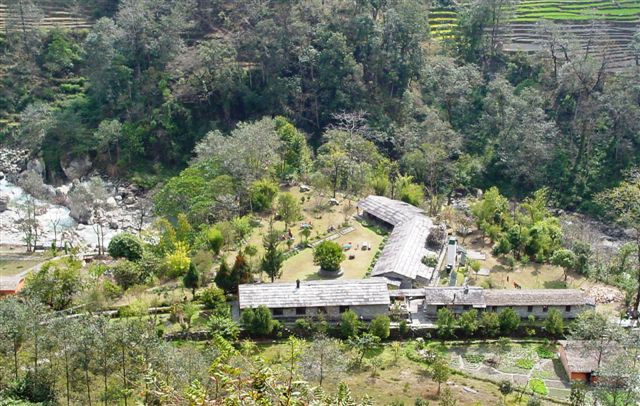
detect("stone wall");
top-left (245, 304), bottom-right (389, 322)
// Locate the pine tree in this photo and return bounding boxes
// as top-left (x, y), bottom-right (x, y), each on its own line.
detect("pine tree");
top-left (183, 262), bottom-right (201, 297)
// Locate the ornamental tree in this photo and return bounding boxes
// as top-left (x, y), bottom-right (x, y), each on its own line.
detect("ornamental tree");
top-left (313, 241), bottom-right (345, 272)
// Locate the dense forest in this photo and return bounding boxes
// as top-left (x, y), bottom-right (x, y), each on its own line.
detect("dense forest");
top-left (2, 0), bottom-right (640, 405)
top-left (2, 0), bottom-right (639, 211)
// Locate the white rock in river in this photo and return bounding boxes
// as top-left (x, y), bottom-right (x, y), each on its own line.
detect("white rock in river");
top-left (0, 194), bottom-right (9, 212)
top-left (106, 197), bottom-right (117, 209)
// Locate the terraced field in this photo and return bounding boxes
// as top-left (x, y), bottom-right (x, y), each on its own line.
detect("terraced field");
top-left (0, 0), bottom-right (92, 33)
top-left (428, 0), bottom-right (640, 69)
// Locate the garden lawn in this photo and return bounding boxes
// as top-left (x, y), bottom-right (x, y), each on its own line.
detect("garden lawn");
top-left (0, 253), bottom-right (48, 277)
top-left (279, 222), bottom-right (383, 282)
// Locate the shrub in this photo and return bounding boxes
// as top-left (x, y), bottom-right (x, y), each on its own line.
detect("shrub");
top-left (480, 312), bottom-right (500, 337)
top-left (340, 310), bottom-right (360, 338)
top-left (462, 353), bottom-right (484, 364)
top-left (242, 305), bottom-right (275, 336)
top-left (543, 309), bottom-right (564, 337)
top-left (421, 255), bottom-right (437, 267)
top-left (313, 240), bottom-right (345, 272)
top-left (182, 262), bottom-right (202, 296)
top-left (108, 232), bottom-right (144, 261)
top-left (208, 315), bottom-right (240, 341)
top-left (399, 320), bottom-right (410, 337)
top-left (369, 315), bottom-right (390, 340)
top-left (204, 227), bottom-right (224, 255)
top-left (165, 242), bottom-right (191, 278)
top-left (102, 279), bottom-right (123, 300)
top-left (200, 286), bottom-right (227, 312)
top-left (111, 260), bottom-right (146, 290)
top-left (249, 179), bottom-right (279, 212)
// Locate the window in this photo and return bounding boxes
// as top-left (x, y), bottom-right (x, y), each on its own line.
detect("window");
top-left (565, 305), bottom-right (572, 312)
top-left (527, 306), bottom-right (533, 313)
top-left (339, 306), bottom-right (349, 313)
top-left (436, 305), bottom-right (444, 311)
top-left (272, 308), bottom-right (283, 316)
top-left (492, 306), bottom-right (498, 312)
top-left (543, 305), bottom-right (549, 313)
top-left (317, 307), bottom-right (327, 314)
top-left (296, 307), bottom-right (306, 315)
top-left (463, 305), bottom-right (471, 311)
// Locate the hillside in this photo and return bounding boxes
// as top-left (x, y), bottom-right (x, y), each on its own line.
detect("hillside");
top-left (430, 0), bottom-right (640, 69)
top-left (0, 0), bottom-right (93, 32)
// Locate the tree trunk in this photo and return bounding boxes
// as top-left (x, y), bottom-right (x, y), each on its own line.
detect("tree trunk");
top-left (634, 231), bottom-right (640, 319)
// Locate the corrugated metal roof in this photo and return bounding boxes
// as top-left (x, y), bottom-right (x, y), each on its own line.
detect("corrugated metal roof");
top-left (484, 289), bottom-right (592, 306)
top-left (371, 216), bottom-right (436, 281)
top-left (358, 195), bottom-right (426, 226)
top-left (238, 279), bottom-right (390, 309)
top-left (423, 287), bottom-right (486, 306)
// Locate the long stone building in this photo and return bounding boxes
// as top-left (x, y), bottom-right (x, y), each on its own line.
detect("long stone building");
top-left (238, 279), bottom-right (390, 321)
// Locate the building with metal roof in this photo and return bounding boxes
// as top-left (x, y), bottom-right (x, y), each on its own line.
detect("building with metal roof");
top-left (358, 195), bottom-right (442, 288)
top-left (238, 279), bottom-right (390, 321)
top-left (422, 286), bottom-right (594, 319)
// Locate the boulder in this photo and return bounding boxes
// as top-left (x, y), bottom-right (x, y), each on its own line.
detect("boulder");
top-left (26, 157), bottom-right (46, 179)
top-left (105, 197), bottom-right (118, 209)
top-left (60, 154), bottom-right (93, 180)
top-left (109, 221), bottom-right (119, 230)
top-left (0, 195), bottom-right (9, 212)
top-left (0, 171), bottom-right (4, 180)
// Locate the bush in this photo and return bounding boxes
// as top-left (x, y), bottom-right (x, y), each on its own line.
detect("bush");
top-left (208, 315), bottom-right (240, 341)
top-left (111, 260), bottom-right (146, 290)
top-left (165, 242), bottom-right (191, 278)
top-left (313, 240), bottom-right (345, 272)
top-left (108, 232), bottom-right (144, 261)
top-left (5, 370), bottom-right (56, 403)
top-left (421, 255), bottom-right (438, 267)
top-left (249, 179), bottom-right (279, 212)
top-left (200, 286), bottom-right (227, 312)
top-left (340, 310), bottom-right (360, 338)
top-left (242, 305), bottom-right (275, 336)
top-left (102, 279), bottom-right (123, 300)
top-left (204, 227), bottom-right (224, 255)
top-left (369, 315), bottom-right (390, 340)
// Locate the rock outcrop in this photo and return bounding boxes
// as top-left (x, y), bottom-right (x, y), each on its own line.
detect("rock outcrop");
top-left (61, 154), bottom-right (93, 180)
top-left (0, 195), bottom-right (9, 212)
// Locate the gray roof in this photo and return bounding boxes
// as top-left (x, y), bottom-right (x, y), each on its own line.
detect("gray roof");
top-left (238, 279), bottom-right (390, 309)
top-left (358, 195), bottom-right (426, 226)
top-left (484, 289), bottom-right (593, 306)
top-left (559, 340), bottom-right (603, 373)
top-left (371, 216), bottom-right (436, 281)
top-left (423, 287), bottom-right (486, 307)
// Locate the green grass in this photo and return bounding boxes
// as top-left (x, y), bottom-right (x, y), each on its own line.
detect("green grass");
top-left (515, 357), bottom-right (536, 370)
top-left (529, 378), bottom-right (548, 395)
top-left (0, 256), bottom-right (47, 277)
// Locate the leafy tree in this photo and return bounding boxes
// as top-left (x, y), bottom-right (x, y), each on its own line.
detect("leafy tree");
top-left (249, 179), bottom-right (279, 212)
top-left (183, 262), bottom-right (202, 297)
top-left (175, 213), bottom-right (193, 244)
top-left (232, 253), bottom-right (252, 286)
top-left (261, 225), bottom-right (284, 282)
top-left (569, 382), bottom-right (587, 406)
top-left (498, 308), bottom-right (520, 334)
top-left (277, 193), bottom-right (302, 229)
top-left (348, 333), bottom-right (381, 367)
top-left (459, 310), bottom-right (479, 338)
top-left (108, 232), bottom-right (144, 261)
top-left (551, 248), bottom-right (577, 283)
top-left (165, 242), bottom-right (191, 278)
top-left (431, 355), bottom-right (450, 396)
top-left (436, 308), bottom-right (456, 340)
top-left (23, 257), bottom-right (82, 310)
top-left (340, 310), bottom-right (360, 338)
top-left (313, 241), bottom-right (345, 272)
top-left (242, 305), bottom-right (275, 336)
top-left (498, 380), bottom-right (513, 403)
top-left (544, 309), bottom-right (565, 338)
top-left (275, 116), bottom-right (312, 179)
top-left (369, 315), bottom-right (391, 340)
top-left (480, 312), bottom-right (501, 338)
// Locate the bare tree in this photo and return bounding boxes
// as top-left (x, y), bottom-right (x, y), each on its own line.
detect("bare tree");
top-left (16, 196), bottom-right (41, 252)
top-left (131, 198), bottom-right (153, 235)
